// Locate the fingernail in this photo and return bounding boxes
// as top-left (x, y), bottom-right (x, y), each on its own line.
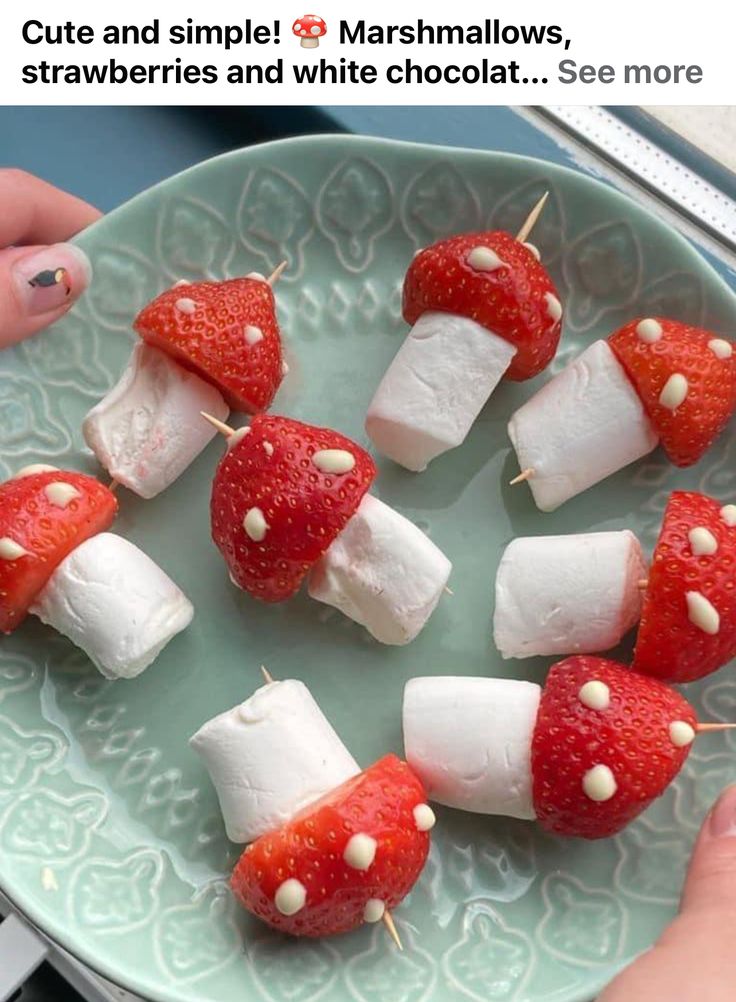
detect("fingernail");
top-left (13, 243), bottom-right (92, 317)
top-left (708, 784), bottom-right (736, 838)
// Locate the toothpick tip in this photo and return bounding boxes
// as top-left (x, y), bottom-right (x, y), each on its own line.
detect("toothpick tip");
top-left (267, 261), bottom-right (288, 287)
top-left (201, 411), bottom-right (236, 437)
top-left (509, 468), bottom-right (534, 486)
top-left (260, 665), bottom-right (275, 684)
top-left (383, 911), bottom-right (403, 950)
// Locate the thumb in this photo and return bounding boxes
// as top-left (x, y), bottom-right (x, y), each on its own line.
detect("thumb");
top-left (600, 784), bottom-right (736, 1002)
top-left (0, 243), bottom-right (93, 349)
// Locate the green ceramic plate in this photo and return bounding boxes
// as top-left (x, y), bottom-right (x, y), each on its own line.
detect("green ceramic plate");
top-left (1, 134), bottom-right (736, 1002)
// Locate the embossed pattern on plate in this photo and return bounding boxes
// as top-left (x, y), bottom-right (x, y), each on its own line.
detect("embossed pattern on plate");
top-left (0, 135), bottom-right (735, 1002)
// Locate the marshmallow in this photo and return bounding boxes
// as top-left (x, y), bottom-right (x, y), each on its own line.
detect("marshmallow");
top-left (83, 343), bottom-right (230, 499)
top-left (403, 676), bottom-right (540, 819)
top-left (508, 340), bottom-right (659, 511)
top-left (366, 311), bottom-right (517, 472)
top-left (190, 679), bottom-right (360, 843)
top-left (493, 530), bottom-right (646, 659)
top-left (30, 533), bottom-right (193, 679)
top-left (307, 494), bottom-right (452, 645)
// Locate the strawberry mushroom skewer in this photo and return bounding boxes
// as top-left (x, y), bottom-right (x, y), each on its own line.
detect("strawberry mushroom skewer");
top-left (83, 263), bottom-right (288, 499)
top-left (190, 673), bottom-right (434, 944)
top-left (202, 412), bottom-right (452, 645)
top-left (0, 467), bottom-right (193, 678)
top-left (365, 193), bottom-right (563, 472)
top-left (508, 319), bottom-right (736, 509)
top-left (403, 657), bottom-right (729, 840)
top-left (493, 491), bottom-right (736, 681)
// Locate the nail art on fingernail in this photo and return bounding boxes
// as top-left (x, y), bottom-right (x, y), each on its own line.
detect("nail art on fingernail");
top-left (13, 243), bottom-right (92, 317)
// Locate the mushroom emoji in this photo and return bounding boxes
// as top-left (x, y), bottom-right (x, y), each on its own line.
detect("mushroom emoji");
top-left (292, 14), bottom-right (326, 47)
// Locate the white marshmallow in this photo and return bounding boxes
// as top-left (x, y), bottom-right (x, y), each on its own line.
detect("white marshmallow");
top-left (190, 679), bottom-right (360, 843)
top-left (83, 343), bottom-right (230, 499)
top-left (403, 676), bottom-right (540, 819)
top-left (30, 533), bottom-right (193, 680)
top-left (508, 340), bottom-right (658, 511)
top-left (366, 311), bottom-right (517, 472)
top-left (307, 494), bottom-right (451, 645)
top-left (493, 530), bottom-right (646, 659)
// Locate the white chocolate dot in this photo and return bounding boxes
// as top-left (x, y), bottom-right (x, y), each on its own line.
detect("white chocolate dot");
top-left (523, 242), bottom-right (541, 260)
top-left (245, 271), bottom-right (266, 282)
top-left (175, 297), bottom-right (197, 315)
top-left (274, 878), bottom-right (306, 916)
top-left (11, 464), bottom-right (58, 479)
top-left (227, 427), bottom-right (251, 452)
top-left (659, 373), bottom-right (688, 411)
top-left (40, 866), bottom-right (58, 892)
top-left (467, 246), bottom-right (505, 272)
top-left (244, 325), bottom-right (263, 346)
top-left (263, 441), bottom-right (274, 457)
top-left (44, 482), bottom-right (81, 509)
top-left (689, 526), bottom-right (718, 556)
top-left (173, 279), bottom-right (190, 288)
top-left (582, 764), bottom-right (617, 802)
top-left (343, 833), bottom-right (377, 871)
top-left (312, 449), bottom-right (356, 475)
top-left (686, 591), bottom-right (720, 635)
top-left (669, 720), bottom-right (695, 747)
top-left (720, 505), bottom-right (736, 527)
top-left (243, 507), bottom-right (268, 542)
top-left (413, 804), bottom-right (436, 832)
top-left (281, 361), bottom-right (290, 376)
top-left (636, 318), bottom-right (663, 343)
top-left (363, 899), bottom-right (385, 923)
top-left (544, 293), bottom-right (563, 323)
top-left (709, 338), bottom-right (733, 360)
top-left (0, 538), bottom-right (28, 561)
top-left (578, 680), bottom-right (610, 711)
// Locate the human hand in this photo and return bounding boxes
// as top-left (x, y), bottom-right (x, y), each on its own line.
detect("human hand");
top-left (600, 784), bottom-right (736, 1001)
top-left (0, 169), bottom-right (99, 349)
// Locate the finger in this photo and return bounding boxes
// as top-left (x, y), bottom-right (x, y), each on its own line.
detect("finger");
top-left (0, 169), bottom-right (101, 248)
top-left (0, 243), bottom-right (93, 348)
top-left (600, 784), bottom-right (736, 1002)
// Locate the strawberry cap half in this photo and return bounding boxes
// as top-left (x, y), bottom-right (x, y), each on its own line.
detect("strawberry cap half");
top-left (531, 656), bottom-right (696, 839)
top-left (608, 318), bottom-right (736, 467)
top-left (134, 277), bottom-right (284, 413)
top-left (0, 469), bottom-right (117, 634)
top-left (634, 491), bottom-right (736, 683)
top-left (403, 231), bottom-right (562, 381)
top-left (211, 414), bottom-right (376, 602)
top-left (231, 754), bottom-right (431, 937)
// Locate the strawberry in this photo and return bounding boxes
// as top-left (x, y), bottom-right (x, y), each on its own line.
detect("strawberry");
top-left (608, 319), bottom-right (736, 466)
top-left (211, 415), bottom-right (376, 603)
top-left (403, 231), bottom-right (562, 380)
top-left (134, 277), bottom-right (283, 413)
top-left (633, 491), bottom-right (736, 683)
top-left (0, 469), bottom-right (117, 634)
top-left (231, 755), bottom-right (432, 937)
top-left (531, 656), bottom-right (696, 839)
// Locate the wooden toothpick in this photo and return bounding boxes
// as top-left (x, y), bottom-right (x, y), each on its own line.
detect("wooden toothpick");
top-left (637, 579), bottom-right (649, 590)
top-left (515, 191), bottom-right (549, 244)
top-left (509, 468), bottom-right (534, 486)
top-left (261, 665), bottom-right (274, 684)
top-left (201, 411), bottom-right (236, 437)
top-left (696, 722), bottom-right (736, 734)
top-left (267, 261), bottom-right (288, 287)
top-left (382, 909), bottom-right (403, 950)
top-left (108, 479), bottom-right (120, 493)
